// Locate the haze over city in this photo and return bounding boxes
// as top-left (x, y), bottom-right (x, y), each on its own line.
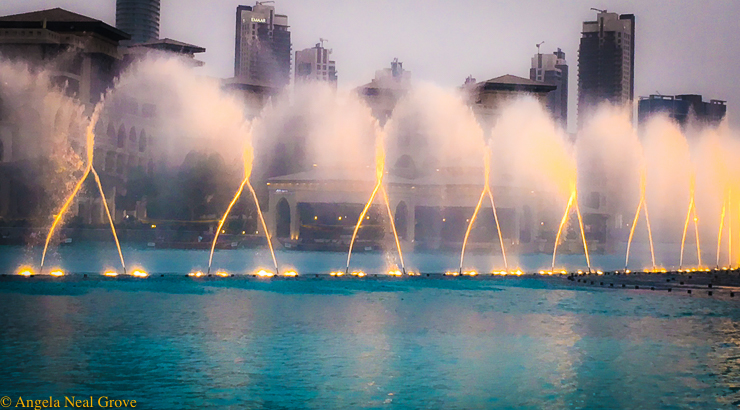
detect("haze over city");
top-left (3, 0), bottom-right (739, 130)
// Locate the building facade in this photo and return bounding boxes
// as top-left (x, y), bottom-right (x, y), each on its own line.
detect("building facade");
top-left (464, 74), bottom-right (556, 134)
top-left (235, 3), bottom-right (291, 88)
top-left (577, 10), bottom-right (635, 128)
top-left (356, 59), bottom-right (411, 125)
top-left (0, 8), bottom-right (134, 224)
top-left (530, 48), bottom-right (568, 128)
top-left (116, 0), bottom-right (160, 45)
top-left (637, 94), bottom-right (727, 127)
top-left (295, 42), bottom-right (337, 86)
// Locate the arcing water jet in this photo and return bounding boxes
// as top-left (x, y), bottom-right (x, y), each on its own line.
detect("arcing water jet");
top-left (40, 103), bottom-right (126, 275)
top-left (624, 167), bottom-right (656, 271)
top-left (208, 142), bottom-right (278, 275)
top-left (551, 182), bottom-right (591, 273)
top-left (459, 147), bottom-right (508, 274)
top-left (679, 173), bottom-right (702, 269)
top-left (346, 133), bottom-right (405, 275)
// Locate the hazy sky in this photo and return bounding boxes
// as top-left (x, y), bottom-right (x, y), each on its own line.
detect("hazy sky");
top-left (3, 0), bottom-right (740, 130)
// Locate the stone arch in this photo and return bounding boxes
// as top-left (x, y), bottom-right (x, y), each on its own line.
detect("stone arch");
top-left (394, 201), bottom-right (408, 240)
top-left (117, 125), bottom-right (126, 148)
top-left (129, 126), bottom-right (137, 143)
top-left (139, 129), bottom-right (147, 152)
top-left (107, 123), bottom-right (116, 142)
top-left (276, 198), bottom-right (291, 239)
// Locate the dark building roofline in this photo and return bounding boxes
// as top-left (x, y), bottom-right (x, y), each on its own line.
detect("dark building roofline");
top-left (131, 38), bottom-right (206, 54)
top-left (478, 74), bottom-right (556, 93)
top-left (0, 7), bottom-right (130, 41)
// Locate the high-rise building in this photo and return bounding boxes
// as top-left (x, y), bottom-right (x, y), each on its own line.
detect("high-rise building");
top-left (637, 94), bottom-right (727, 128)
top-left (577, 10), bottom-right (635, 127)
top-left (116, 0), bottom-right (160, 45)
top-left (295, 42), bottom-right (337, 86)
top-left (235, 3), bottom-right (291, 88)
top-left (530, 48), bottom-right (568, 128)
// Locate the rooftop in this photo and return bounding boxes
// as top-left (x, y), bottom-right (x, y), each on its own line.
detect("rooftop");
top-left (477, 74), bottom-right (557, 93)
top-left (129, 38), bottom-right (206, 54)
top-left (0, 8), bottom-right (129, 41)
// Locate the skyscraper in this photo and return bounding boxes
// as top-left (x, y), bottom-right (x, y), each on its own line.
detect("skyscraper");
top-left (295, 41), bottom-right (337, 86)
top-left (235, 3), bottom-right (291, 88)
top-left (530, 48), bottom-right (568, 128)
top-left (577, 10), bottom-right (635, 127)
top-left (116, 0), bottom-right (160, 44)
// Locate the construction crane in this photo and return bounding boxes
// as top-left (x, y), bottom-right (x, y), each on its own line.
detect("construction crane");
top-left (590, 7), bottom-right (607, 13)
top-left (319, 38), bottom-right (328, 47)
top-left (256, 1), bottom-right (275, 5)
top-left (536, 41), bottom-right (545, 55)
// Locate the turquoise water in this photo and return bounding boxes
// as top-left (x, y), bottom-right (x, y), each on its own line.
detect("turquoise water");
top-left (1, 246), bottom-right (739, 409)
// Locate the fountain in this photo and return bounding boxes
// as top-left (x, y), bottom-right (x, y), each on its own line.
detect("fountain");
top-left (551, 182), bottom-right (591, 273)
top-left (459, 145), bottom-right (508, 274)
top-left (345, 132), bottom-right (406, 275)
top-left (207, 140), bottom-right (279, 275)
top-left (624, 166), bottom-right (656, 271)
top-left (679, 173), bottom-right (702, 269)
top-left (5, 55), bottom-right (740, 278)
top-left (40, 103), bottom-right (126, 275)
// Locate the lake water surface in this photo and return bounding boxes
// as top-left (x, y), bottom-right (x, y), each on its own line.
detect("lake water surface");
top-left (1, 246), bottom-right (738, 409)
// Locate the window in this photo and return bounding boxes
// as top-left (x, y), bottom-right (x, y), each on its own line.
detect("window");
top-left (139, 130), bottom-right (147, 152)
top-left (117, 126), bottom-right (126, 148)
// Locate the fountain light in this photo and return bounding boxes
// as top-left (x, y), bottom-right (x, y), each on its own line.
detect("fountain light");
top-left (330, 271), bottom-right (344, 277)
top-left (49, 269), bottom-right (65, 277)
top-left (189, 271), bottom-right (205, 278)
top-left (17, 267), bottom-right (34, 277)
top-left (103, 270), bottom-right (118, 277)
top-left (281, 270), bottom-right (298, 277)
top-left (216, 270), bottom-right (230, 277)
top-left (407, 271), bottom-right (420, 276)
top-left (445, 271), bottom-right (459, 276)
top-left (254, 269), bottom-right (274, 278)
top-left (132, 269), bottom-right (148, 278)
top-left (387, 269), bottom-right (403, 277)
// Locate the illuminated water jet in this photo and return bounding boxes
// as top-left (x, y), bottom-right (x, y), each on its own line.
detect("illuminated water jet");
top-left (459, 147), bottom-right (508, 274)
top-left (91, 167), bottom-right (126, 275)
top-left (345, 135), bottom-right (405, 275)
top-left (624, 167), bottom-right (656, 271)
top-left (551, 183), bottom-right (591, 273)
top-left (207, 143), bottom-right (278, 275)
top-left (679, 174), bottom-right (702, 269)
top-left (717, 188), bottom-right (728, 268)
top-left (40, 102), bottom-right (126, 275)
top-left (40, 105), bottom-right (101, 272)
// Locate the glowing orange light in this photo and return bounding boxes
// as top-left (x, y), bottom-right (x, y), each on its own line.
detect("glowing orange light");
top-left (254, 269), bottom-right (274, 278)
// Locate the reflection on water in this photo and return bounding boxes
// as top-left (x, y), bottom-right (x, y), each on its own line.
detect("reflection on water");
top-left (1, 275), bottom-right (739, 409)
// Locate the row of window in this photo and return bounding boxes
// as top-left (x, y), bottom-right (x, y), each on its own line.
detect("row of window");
top-left (106, 123), bottom-right (147, 152)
